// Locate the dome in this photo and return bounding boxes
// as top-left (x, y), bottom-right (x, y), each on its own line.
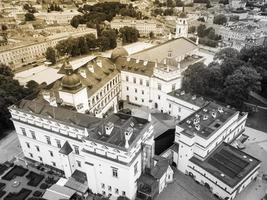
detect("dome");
top-left (111, 47), bottom-right (129, 61)
top-left (61, 74), bottom-right (82, 90)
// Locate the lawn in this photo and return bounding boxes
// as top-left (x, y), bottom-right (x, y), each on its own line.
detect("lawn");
top-left (26, 171), bottom-right (44, 187)
top-left (2, 165), bottom-right (28, 181)
top-left (4, 188), bottom-right (32, 200)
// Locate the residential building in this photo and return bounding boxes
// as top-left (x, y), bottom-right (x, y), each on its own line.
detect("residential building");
top-left (0, 28), bottom-right (97, 69)
top-left (34, 10), bottom-right (80, 25)
top-left (110, 18), bottom-right (164, 36)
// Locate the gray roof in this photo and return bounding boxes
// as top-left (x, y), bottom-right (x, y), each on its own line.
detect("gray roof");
top-left (151, 157), bottom-right (170, 179)
top-left (130, 37), bottom-right (197, 62)
top-left (59, 141), bottom-right (73, 155)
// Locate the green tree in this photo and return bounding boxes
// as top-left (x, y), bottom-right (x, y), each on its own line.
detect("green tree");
top-left (119, 26), bottom-right (139, 44)
top-left (213, 14), bottom-right (227, 25)
top-left (149, 31), bottom-right (155, 39)
top-left (45, 47), bottom-right (56, 64)
top-left (0, 64), bottom-right (35, 132)
top-left (70, 16), bottom-right (80, 28)
top-left (214, 47), bottom-right (240, 61)
top-left (25, 13), bottom-right (35, 21)
top-left (223, 67), bottom-right (261, 108)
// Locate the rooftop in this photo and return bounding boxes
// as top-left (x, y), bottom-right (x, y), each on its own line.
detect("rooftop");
top-left (190, 142), bottom-right (261, 187)
top-left (178, 102), bottom-right (237, 138)
top-left (168, 89), bottom-right (208, 108)
top-left (130, 37), bottom-right (197, 62)
top-left (86, 113), bottom-right (149, 150)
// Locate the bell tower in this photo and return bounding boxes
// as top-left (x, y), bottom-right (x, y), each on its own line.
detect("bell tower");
top-left (175, 16), bottom-right (188, 38)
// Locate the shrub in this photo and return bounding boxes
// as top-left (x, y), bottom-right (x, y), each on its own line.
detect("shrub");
top-left (40, 183), bottom-right (49, 189)
top-left (33, 191), bottom-right (42, 197)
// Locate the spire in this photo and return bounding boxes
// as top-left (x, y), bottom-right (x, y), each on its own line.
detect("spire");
top-left (62, 55), bottom-right (73, 75)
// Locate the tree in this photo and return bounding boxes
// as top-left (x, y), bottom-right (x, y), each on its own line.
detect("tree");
top-left (0, 64), bottom-right (35, 133)
top-left (167, 0), bottom-right (174, 7)
top-left (70, 16), bottom-right (80, 28)
top-left (25, 13), bottom-right (35, 21)
top-left (97, 36), bottom-right (110, 51)
top-left (188, 26), bottom-right (196, 34)
top-left (223, 67), bottom-right (261, 108)
top-left (213, 14), bottom-right (227, 25)
top-left (119, 26), bottom-right (139, 44)
top-left (101, 29), bottom-right (117, 49)
top-left (197, 24), bottom-right (206, 37)
top-left (149, 31), bottom-right (155, 39)
top-left (214, 47), bottom-right (240, 61)
top-left (182, 62), bottom-right (209, 95)
top-left (45, 47), bottom-right (56, 64)
top-left (1, 24), bottom-right (7, 31)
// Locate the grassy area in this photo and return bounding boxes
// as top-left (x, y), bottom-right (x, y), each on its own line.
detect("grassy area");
top-left (2, 165), bottom-right (28, 181)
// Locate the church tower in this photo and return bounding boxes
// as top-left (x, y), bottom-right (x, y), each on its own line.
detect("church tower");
top-left (175, 15), bottom-right (188, 38)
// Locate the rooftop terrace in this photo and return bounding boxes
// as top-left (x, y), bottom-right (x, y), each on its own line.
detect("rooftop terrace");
top-left (190, 142), bottom-right (261, 187)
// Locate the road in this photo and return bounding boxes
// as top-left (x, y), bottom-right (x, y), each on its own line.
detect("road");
top-left (0, 130), bottom-right (22, 163)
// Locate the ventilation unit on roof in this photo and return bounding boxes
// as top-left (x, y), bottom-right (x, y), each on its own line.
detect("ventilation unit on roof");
top-left (195, 114), bottom-right (200, 118)
top-left (203, 115), bottom-right (208, 120)
top-left (193, 118), bottom-right (200, 124)
top-left (105, 122), bottom-right (114, 135)
top-left (220, 173), bottom-right (225, 177)
top-left (186, 120), bottom-right (191, 124)
top-left (195, 124), bottom-right (200, 131)
top-left (203, 108), bottom-right (208, 112)
top-left (192, 95), bottom-right (196, 100)
top-left (218, 107), bottom-right (223, 113)
top-left (211, 111), bottom-right (217, 118)
top-left (180, 91), bottom-right (185, 95)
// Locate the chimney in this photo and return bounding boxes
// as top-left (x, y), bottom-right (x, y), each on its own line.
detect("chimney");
top-left (124, 127), bottom-right (133, 149)
top-left (211, 111), bottom-right (217, 118)
top-left (79, 69), bottom-right (86, 78)
top-left (105, 122), bottom-right (114, 135)
top-left (195, 124), bottom-right (200, 131)
top-left (88, 65), bottom-right (94, 73)
top-left (97, 60), bottom-right (102, 68)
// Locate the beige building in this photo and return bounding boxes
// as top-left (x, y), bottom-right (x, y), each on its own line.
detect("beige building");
top-left (110, 18), bottom-right (164, 36)
top-left (34, 10), bottom-right (80, 25)
top-left (0, 28), bottom-right (97, 69)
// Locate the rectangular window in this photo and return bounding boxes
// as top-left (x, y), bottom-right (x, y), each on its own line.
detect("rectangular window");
top-left (135, 88), bottom-right (137, 93)
top-left (142, 99), bottom-right (144, 103)
top-left (112, 168), bottom-right (118, 178)
top-left (21, 128), bottom-right (26, 136)
top-left (36, 145), bottom-right (40, 152)
top-left (158, 95), bottom-right (160, 100)
top-left (26, 142), bottom-right (30, 148)
top-left (39, 156), bottom-right (43, 162)
top-left (169, 103), bottom-right (171, 108)
top-left (140, 79), bottom-right (143, 85)
top-left (52, 162), bottom-right (56, 167)
top-left (158, 83), bottom-right (161, 90)
top-left (56, 139), bottom-right (61, 148)
top-left (102, 191), bottom-right (106, 195)
top-left (74, 145), bottom-right (79, 155)
top-left (126, 86), bottom-right (129, 91)
top-left (135, 97), bottom-right (138, 101)
top-left (134, 162), bottom-right (138, 175)
top-left (45, 136), bottom-right (51, 145)
top-left (49, 150), bottom-right (54, 157)
top-left (101, 183), bottom-right (105, 189)
top-left (133, 77), bottom-right (136, 83)
top-left (146, 80), bottom-right (149, 87)
top-left (126, 76), bottom-right (129, 82)
top-left (122, 191), bottom-right (126, 196)
top-left (29, 153), bottom-right (33, 158)
top-left (77, 160), bottom-right (81, 167)
top-left (108, 186), bottom-right (111, 191)
top-left (30, 131), bottom-right (36, 139)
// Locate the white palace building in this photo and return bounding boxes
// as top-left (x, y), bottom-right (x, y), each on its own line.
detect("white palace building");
top-left (8, 37), bottom-right (260, 200)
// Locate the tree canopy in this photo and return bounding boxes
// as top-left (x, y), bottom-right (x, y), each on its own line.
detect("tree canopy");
top-left (119, 26), bottom-right (139, 44)
top-left (0, 64), bottom-right (39, 133)
top-left (213, 14), bottom-right (227, 25)
top-left (182, 47), bottom-right (265, 109)
top-left (45, 47), bottom-right (56, 64)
